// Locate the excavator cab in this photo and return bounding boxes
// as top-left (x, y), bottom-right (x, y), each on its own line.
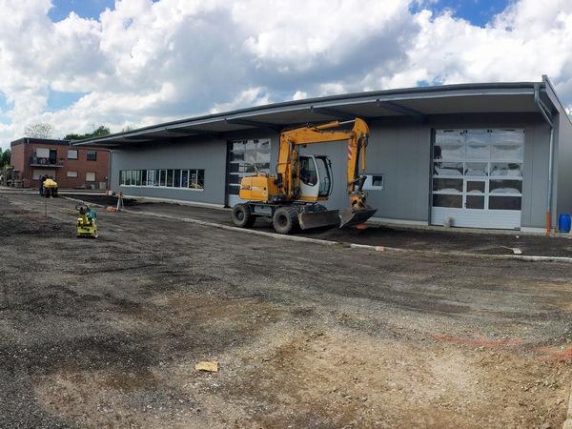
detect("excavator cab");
top-left (298, 155), bottom-right (332, 200)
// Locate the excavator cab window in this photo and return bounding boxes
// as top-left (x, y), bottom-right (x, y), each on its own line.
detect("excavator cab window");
top-left (299, 156), bottom-right (318, 186)
top-left (315, 156), bottom-right (332, 197)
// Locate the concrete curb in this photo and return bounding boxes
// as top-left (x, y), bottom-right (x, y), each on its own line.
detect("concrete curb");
top-left (348, 243), bottom-right (572, 263)
top-left (102, 204), bottom-right (572, 263)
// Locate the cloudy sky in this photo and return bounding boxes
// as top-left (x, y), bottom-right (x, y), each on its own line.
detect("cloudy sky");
top-left (1, 0), bottom-right (571, 150)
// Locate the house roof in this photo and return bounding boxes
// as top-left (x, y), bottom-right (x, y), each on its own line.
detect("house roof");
top-left (11, 138), bottom-right (71, 147)
top-left (74, 78), bottom-right (560, 149)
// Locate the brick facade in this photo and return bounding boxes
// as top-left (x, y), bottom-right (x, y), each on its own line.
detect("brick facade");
top-left (10, 138), bottom-right (110, 190)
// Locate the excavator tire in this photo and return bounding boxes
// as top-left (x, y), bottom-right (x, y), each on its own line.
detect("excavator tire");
top-left (232, 203), bottom-right (255, 228)
top-left (273, 206), bottom-right (300, 234)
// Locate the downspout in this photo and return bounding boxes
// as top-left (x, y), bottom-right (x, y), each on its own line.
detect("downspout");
top-left (534, 83), bottom-right (555, 236)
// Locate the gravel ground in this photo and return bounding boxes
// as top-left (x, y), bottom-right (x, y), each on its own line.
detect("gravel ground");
top-left (1, 190), bottom-right (572, 428)
top-left (64, 193), bottom-right (572, 258)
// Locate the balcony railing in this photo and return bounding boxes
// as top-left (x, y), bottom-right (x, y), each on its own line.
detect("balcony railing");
top-left (30, 157), bottom-right (64, 167)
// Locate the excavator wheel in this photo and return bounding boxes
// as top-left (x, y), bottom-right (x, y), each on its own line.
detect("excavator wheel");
top-left (273, 207), bottom-right (300, 234)
top-left (232, 204), bottom-right (255, 228)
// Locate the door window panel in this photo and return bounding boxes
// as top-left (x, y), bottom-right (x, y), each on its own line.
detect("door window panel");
top-left (465, 163), bottom-right (488, 176)
top-left (491, 130), bottom-right (524, 145)
top-left (466, 145), bottom-right (489, 160)
top-left (490, 163), bottom-right (522, 177)
top-left (466, 195), bottom-right (484, 209)
top-left (244, 141), bottom-right (257, 164)
top-left (434, 145), bottom-right (464, 160)
top-left (257, 140), bottom-right (271, 163)
top-left (465, 130), bottom-right (490, 145)
top-left (435, 130), bottom-right (464, 145)
top-left (433, 178), bottom-right (463, 193)
top-left (433, 195), bottom-right (462, 208)
top-left (491, 145), bottom-right (523, 161)
top-left (433, 162), bottom-right (463, 176)
top-left (489, 196), bottom-right (522, 210)
top-left (230, 142), bottom-right (245, 161)
top-left (467, 181), bottom-right (485, 194)
top-left (489, 179), bottom-right (522, 194)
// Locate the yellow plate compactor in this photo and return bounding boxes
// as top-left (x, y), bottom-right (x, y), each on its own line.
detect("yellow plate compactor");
top-left (75, 203), bottom-right (98, 238)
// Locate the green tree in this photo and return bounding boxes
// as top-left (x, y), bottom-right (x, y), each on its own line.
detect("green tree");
top-left (64, 125), bottom-right (111, 141)
top-left (1, 149), bottom-right (11, 167)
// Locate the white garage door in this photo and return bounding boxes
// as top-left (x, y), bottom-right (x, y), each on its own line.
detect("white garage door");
top-left (431, 129), bottom-right (524, 230)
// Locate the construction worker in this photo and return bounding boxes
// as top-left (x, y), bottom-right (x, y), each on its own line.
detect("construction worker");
top-left (39, 175), bottom-right (46, 197)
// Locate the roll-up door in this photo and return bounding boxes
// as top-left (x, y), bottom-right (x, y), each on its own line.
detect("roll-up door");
top-left (227, 139), bottom-right (271, 207)
top-left (431, 129), bottom-right (524, 229)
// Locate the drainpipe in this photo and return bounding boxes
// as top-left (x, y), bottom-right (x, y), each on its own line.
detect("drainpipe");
top-left (534, 83), bottom-right (555, 236)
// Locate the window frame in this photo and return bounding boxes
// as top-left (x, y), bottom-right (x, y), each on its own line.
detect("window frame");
top-left (118, 168), bottom-right (204, 191)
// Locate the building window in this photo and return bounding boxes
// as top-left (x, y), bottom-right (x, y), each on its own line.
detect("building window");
top-left (363, 174), bottom-right (384, 191)
top-left (68, 150), bottom-right (78, 160)
top-left (174, 169), bottom-right (181, 187)
top-left (86, 172), bottom-right (96, 182)
top-left (188, 169), bottom-right (205, 189)
top-left (147, 170), bottom-right (155, 186)
top-left (87, 151), bottom-right (97, 161)
top-left (119, 168), bottom-right (204, 190)
top-left (67, 171), bottom-right (78, 178)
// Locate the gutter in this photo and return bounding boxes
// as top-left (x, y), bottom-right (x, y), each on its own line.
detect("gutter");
top-left (534, 82), bottom-right (555, 236)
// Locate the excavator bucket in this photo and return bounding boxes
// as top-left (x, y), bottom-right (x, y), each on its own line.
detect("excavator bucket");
top-left (339, 206), bottom-right (377, 228)
top-left (298, 209), bottom-right (341, 230)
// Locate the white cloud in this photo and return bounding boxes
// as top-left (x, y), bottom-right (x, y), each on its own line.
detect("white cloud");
top-left (292, 91), bottom-right (308, 101)
top-left (209, 88), bottom-right (271, 114)
top-left (0, 0), bottom-right (572, 151)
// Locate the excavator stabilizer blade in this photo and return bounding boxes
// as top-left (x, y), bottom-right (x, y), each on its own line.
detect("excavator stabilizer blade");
top-left (339, 206), bottom-right (377, 228)
top-left (298, 210), bottom-right (340, 230)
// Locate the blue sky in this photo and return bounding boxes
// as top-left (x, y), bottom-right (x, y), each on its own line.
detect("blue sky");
top-left (411, 0), bottom-right (512, 26)
top-left (1, 0), bottom-right (571, 150)
top-left (48, 0), bottom-right (115, 21)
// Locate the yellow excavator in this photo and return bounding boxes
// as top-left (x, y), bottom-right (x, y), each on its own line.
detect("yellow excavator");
top-left (231, 118), bottom-right (377, 234)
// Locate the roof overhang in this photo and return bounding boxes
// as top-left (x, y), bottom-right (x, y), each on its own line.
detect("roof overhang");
top-left (73, 81), bottom-right (555, 149)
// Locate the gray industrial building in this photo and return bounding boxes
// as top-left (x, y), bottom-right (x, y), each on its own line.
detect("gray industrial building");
top-left (77, 76), bottom-right (572, 233)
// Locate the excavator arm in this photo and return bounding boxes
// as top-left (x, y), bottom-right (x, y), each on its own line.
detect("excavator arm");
top-left (234, 117), bottom-right (377, 232)
top-left (276, 118), bottom-right (375, 225)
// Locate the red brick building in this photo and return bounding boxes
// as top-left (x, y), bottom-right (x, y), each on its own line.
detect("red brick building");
top-left (10, 138), bottom-right (110, 189)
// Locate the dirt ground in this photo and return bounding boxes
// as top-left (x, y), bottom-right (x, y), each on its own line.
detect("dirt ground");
top-left (63, 193), bottom-right (572, 258)
top-left (1, 190), bottom-right (572, 428)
